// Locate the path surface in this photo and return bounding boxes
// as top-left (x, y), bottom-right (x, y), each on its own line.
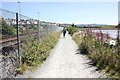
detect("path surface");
top-left (31, 32), bottom-right (106, 78)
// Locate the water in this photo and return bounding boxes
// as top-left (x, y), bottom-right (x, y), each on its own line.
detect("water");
top-left (92, 30), bottom-right (119, 39)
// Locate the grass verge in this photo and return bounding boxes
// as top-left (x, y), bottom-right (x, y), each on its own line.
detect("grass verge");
top-left (16, 32), bottom-right (61, 74)
top-left (72, 31), bottom-right (120, 78)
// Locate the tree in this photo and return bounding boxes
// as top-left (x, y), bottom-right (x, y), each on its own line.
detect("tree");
top-left (71, 23), bottom-right (74, 27)
top-left (1, 20), bottom-right (16, 37)
top-left (71, 23), bottom-right (77, 27)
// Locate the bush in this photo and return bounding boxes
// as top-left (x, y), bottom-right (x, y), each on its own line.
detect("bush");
top-left (67, 26), bottom-right (78, 35)
top-left (72, 31), bottom-right (120, 78)
top-left (17, 32), bottom-right (61, 74)
top-left (1, 20), bottom-right (16, 37)
top-left (79, 42), bottom-right (89, 54)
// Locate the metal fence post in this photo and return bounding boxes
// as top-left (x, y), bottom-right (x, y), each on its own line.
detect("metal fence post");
top-left (118, 2), bottom-right (120, 54)
top-left (47, 23), bottom-right (49, 36)
top-left (51, 23), bottom-right (53, 33)
top-left (38, 20), bottom-right (41, 41)
top-left (117, 24), bottom-right (120, 54)
top-left (16, 13), bottom-right (20, 64)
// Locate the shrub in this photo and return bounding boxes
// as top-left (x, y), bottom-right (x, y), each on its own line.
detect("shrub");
top-left (17, 32), bottom-right (61, 74)
top-left (72, 30), bottom-right (120, 78)
top-left (1, 20), bottom-right (16, 37)
top-left (67, 26), bottom-right (78, 36)
top-left (79, 42), bottom-right (89, 54)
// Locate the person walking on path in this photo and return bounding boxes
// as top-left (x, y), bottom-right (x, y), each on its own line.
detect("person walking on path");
top-left (62, 27), bottom-right (66, 38)
top-left (28, 33), bottom-right (106, 78)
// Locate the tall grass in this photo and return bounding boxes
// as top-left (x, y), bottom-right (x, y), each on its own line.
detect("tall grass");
top-left (16, 32), bottom-right (61, 74)
top-left (73, 30), bottom-right (120, 78)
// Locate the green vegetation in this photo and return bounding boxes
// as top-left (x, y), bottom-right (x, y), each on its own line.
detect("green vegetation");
top-left (77, 26), bottom-right (116, 29)
top-left (73, 31), bottom-right (120, 78)
top-left (0, 19), bottom-right (38, 37)
top-left (16, 32), bottom-right (61, 74)
top-left (0, 20), bottom-right (16, 37)
top-left (67, 24), bottom-right (78, 36)
top-left (98, 26), bottom-right (116, 28)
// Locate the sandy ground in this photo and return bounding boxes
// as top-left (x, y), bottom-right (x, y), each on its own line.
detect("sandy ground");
top-left (26, 32), bottom-right (106, 78)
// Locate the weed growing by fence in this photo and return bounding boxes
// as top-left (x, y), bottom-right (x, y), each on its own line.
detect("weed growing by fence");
top-left (16, 32), bottom-right (61, 74)
top-left (73, 30), bottom-right (120, 78)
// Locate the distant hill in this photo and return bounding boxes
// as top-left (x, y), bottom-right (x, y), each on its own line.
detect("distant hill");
top-left (76, 24), bottom-right (116, 27)
top-left (61, 23), bottom-right (116, 26)
top-left (61, 24), bottom-right (71, 26)
top-left (60, 23), bottom-right (117, 28)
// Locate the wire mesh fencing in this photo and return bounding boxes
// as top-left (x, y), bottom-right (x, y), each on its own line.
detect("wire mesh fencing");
top-left (0, 9), bottom-right (18, 78)
top-left (0, 8), bottom-right (62, 78)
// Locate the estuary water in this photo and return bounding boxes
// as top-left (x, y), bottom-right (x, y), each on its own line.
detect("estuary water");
top-left (92, 30), bottom-right (119, 39)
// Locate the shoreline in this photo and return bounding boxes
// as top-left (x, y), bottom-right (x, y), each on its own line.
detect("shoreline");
top-left (79, 28), bottom-right (119, 30)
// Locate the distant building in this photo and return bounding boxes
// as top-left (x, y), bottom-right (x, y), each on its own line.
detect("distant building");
top-left (1, 17), bottom-right (60, 28)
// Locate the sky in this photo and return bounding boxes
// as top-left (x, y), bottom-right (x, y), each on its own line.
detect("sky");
top-left (1, 2), bottom-right (118, 25)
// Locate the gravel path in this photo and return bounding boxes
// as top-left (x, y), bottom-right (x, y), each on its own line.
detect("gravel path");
top-left (30, 32), bottom-right (106, 78)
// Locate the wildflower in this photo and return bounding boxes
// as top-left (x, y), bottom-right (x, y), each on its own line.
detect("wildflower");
top-left (106, 33), bottom-right (110, 39)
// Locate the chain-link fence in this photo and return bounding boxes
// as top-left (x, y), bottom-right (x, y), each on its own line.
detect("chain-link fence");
top-left (0, 8), bottom-right (62, 78)
top-left (0, 9), bottom-right (17, 78)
